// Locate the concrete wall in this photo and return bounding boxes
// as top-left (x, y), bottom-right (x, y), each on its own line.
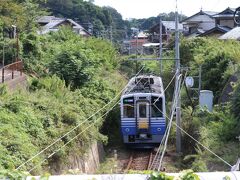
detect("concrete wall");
top-left (50, 142), bottom-right (105, 175)
top-left (6, 75), bottom-right (27, 91)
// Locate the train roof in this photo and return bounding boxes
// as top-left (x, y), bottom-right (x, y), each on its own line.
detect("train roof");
top-left (123, 75), bottom-right (164, 95)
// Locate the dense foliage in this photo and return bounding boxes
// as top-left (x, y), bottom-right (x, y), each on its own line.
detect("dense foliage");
top-left (180, 38), bottom-right (240, 102)
top-left (0, 26), bottom-right (126, 174)
top-left (0, 0), bottom-right (45, 31)
top-left (150, 170), bottom-right (199, 180)
top-left (178, 38), bottom-right (240, 172)
top-left (38, 0), bottom-right (130, 41)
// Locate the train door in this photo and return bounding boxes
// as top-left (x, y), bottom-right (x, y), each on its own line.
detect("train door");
top-left (137, 101), bottom-right (150, 136)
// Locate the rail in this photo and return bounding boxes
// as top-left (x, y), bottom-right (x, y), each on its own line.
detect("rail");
top-left (0, 60), bottom-right (23, 83)
top-left (125, 150), bottom-right (153, 171)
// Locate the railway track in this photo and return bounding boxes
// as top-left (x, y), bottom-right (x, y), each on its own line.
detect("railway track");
top-left (125, 150), bottom-right (153, 171)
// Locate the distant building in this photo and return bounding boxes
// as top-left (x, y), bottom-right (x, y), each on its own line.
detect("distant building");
top-left (149, 21), bottom-right (183, 43)
top-left (121, 31), bottom-right (149, 55)
top-left (213, 7), bottom-right (236, 28)
top-left (37, 16), bottom-right (91, 37)
top-left (181, 10), bottom-right (218, 37)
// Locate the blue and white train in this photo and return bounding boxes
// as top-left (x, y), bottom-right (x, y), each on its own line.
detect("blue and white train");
top-left (120, 75), bottom-right (166, 148)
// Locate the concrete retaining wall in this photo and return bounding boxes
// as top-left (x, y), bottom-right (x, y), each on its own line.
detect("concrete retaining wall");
top-left (4, 75), bottom-right (27, 91)
top-left (50, 142), bottom-right (105, 175)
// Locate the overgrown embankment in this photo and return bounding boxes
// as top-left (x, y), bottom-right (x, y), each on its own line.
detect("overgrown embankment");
top-left (0, 28), bottom-right (126, 174)
top-left (179, 38), bottom-right (240, 171)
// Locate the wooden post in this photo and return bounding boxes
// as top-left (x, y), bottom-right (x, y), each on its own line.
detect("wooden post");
top-left (2, 68), bottom-right (4, 83)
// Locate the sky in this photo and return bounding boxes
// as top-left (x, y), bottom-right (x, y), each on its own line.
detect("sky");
top-left (94, 0), bottom-right (240, 19)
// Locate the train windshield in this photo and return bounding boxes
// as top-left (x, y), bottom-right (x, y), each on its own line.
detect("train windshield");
top-left (151, 97), bottom-right (163, 117)
top-left (139, 104), bottom-right (147, 118)
top-left (123, 97), bottom-right (134, 118)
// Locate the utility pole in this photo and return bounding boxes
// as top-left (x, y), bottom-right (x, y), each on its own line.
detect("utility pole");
top-left (110, 26), bottom-right (113, 43)
top-left (175, 6), bottom-right (181, 153)
top-left (159, 17), bottom-right (163, 75)
top-left (135, 29), bottom-right (139, 73)
top-left (198, 65), bottom-right (202, 97)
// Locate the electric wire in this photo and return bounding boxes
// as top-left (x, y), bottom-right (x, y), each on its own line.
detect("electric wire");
top-left (157, 74), bottom-right (183, 171)
top-left (28, 98), bottom-right (121, 173)
top-left (150, 69), bottom-right (186, 170)
top-left (149, 70), bottom-right (180, 170)
top-left (150, 73), bottom-right (184, 170)
top-left (152, 70), bottom-right (178, 106)
top-left (16, 66), bottom-right (145, 170)
top-left (28, 75), bottom-right (147, 173)
top-left (25, 68), bottom-right (146, 172)
top-left (173, 121), bottom-right (233, 168)
top-left (150, 73), bottom-right (233, 170)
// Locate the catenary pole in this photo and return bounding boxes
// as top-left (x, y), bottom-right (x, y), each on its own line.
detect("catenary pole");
top-left (175, 2), bottom-right (181, 153)
top-left (159, 17), bottom-right (163, 75)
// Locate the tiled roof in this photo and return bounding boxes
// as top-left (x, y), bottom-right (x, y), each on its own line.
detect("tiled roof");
top-left (203, 11), bottom-right (219, 16)
top-left (37, 16), bottom-right (61, 23)
top-left (181, 10), bottom-right (218, 22)
top-left (213, 7), bottom-right (236, 18)
top-left (162, 21), bottom-right (183, 30)
top-left (199, 25), bottom-right (232, 36)
top-left (37, 16), bottom-right (90, 35)
top-left (219, 27), bottom-right (240, 40)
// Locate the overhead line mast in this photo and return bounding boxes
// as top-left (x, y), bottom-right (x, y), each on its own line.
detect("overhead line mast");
top-left (175, 0), bottom-right (181, 154)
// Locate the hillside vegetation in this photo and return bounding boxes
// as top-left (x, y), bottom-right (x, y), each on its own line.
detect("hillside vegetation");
top-left (179, 38), bottom-right (240, 171)
top-left (0, 26), bottom-right (126, 174)
top-left (1, 0), bottom-right (240, 176)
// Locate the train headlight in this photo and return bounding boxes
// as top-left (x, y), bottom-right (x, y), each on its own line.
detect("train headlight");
top-left (125, 128), bottom-right (130, 132)
top-left (157, 128), bottom-right (161, 131)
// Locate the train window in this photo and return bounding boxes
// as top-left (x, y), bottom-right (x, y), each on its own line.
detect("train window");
top-left (123, 104), bottom-right (134, 118)
top-left (123, 97), bottom-right (134, 118)
top-left (139, 104), bottom-right (147, 118)
top-left (151, 97), bottom-right (163, 117)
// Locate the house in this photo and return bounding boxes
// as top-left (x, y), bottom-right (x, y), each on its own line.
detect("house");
top-left (121, 31), bottom-right (149, 55)
top-left (37, 16), bottom-right (91, 37)
top-left (198, 25), bottom-right (232, 38)
top-left (213, 7), bottom-right (236, 28)
top-left (181, 10), bottom-right (218, 37)
top-left (219, 27), bottom-right (240, 40)
top-left (149, 21), bottom-right (183, 43)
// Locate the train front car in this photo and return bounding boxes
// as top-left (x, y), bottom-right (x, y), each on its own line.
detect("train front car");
top-left (120, 75), bottom-right (166, 148)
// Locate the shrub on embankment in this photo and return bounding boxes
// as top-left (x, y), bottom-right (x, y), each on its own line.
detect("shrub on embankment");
top-left (180, 37), bottom-right (240, 103)
top-left (0, 28), bottom-right (126, 174)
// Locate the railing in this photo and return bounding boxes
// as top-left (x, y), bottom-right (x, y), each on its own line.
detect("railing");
top-left (0, 60), bottom-right (23, 83)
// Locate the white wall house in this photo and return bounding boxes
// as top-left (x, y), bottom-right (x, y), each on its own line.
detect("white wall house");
top-left (213, 7), bottom-right (236, 28)
top-left (181, 10), bottom-right (218, 37)
top-left (37, 16), bottom-right (91, 37)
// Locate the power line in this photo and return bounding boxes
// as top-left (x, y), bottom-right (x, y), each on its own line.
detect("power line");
top-left (16, 66), bottom-right (146, 171)
top-left (16, 66), bottom-right (145, 170)
top-left (27, 72), bottom-right (147, 173)
top-left (28, 99), bottom-right (121, 173)
top-left (173, 121), bottom-right (233, 168)
top-left (150, 72), bottom-right (185, 171)
top-left (150, 75), bottom-right (233, 170)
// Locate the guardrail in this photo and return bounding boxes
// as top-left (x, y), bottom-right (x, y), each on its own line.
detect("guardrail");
top-left (0, 60), bottom-right (23, 83)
